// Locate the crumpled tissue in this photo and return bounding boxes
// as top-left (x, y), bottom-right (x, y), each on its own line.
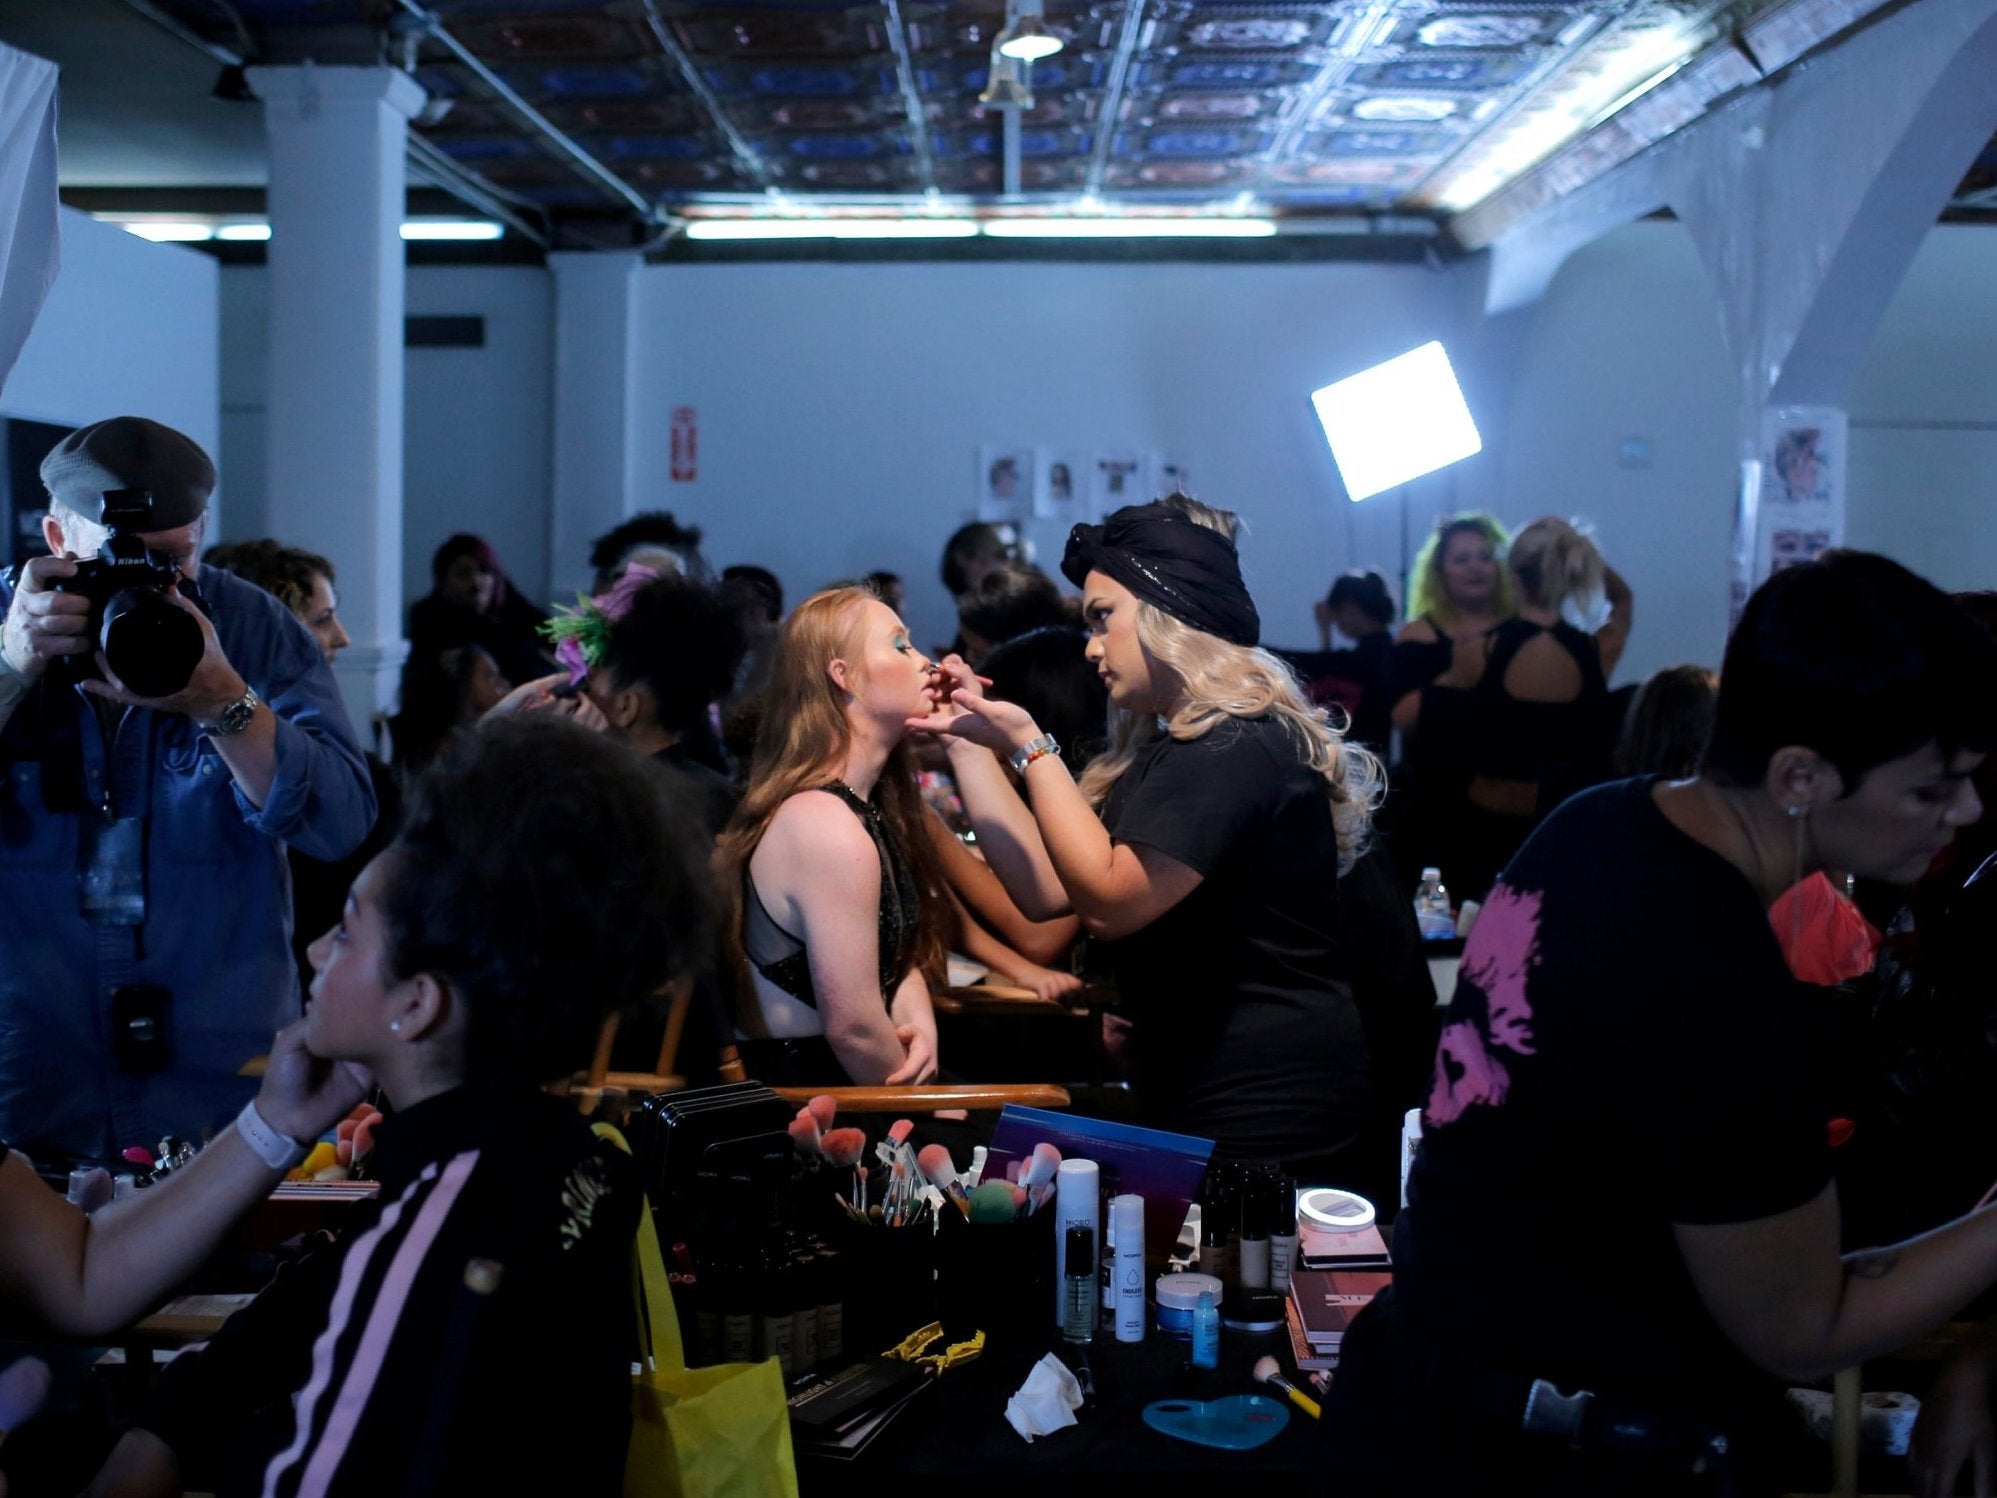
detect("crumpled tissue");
top-left (1005, 1353), bottom-right (1084, 1442)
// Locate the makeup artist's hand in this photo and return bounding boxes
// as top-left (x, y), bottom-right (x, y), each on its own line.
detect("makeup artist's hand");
top-left (906, 655), bottom-right (1036, 755)
top-left (884, 1025), bottom-right (937, 1086)
top-left (256, 1017), bottom-right (372, 1146)
top-left (1913, 1336), bottom-right (1997, 1497)
top-left (485, 672), bottom-right (607, 732)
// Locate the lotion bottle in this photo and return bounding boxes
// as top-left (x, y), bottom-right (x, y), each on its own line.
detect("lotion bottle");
top-left (1112, 1193), bottom-right (1145, 1343)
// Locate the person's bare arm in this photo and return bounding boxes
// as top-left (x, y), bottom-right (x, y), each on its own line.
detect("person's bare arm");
top-left (1595, 565), bottom-right (1635, 678)
top-left (885, 966), bottom-right (939, 1084)
top-left (926, 809), bottom-right (1080, 966)
top-left (944, 888), bottom-right (1081, 1003)
top-left (1677, 1184), bottom-right (1997, 1382)
top-left (0, 1020), bottom-right (366, 1339)
top-left (759, 797), bottom-right (909, 1085)
top-left (916, 663), bottom-right (1203, 939)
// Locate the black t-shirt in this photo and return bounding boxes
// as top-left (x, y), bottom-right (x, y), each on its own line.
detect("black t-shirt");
top-left (1100, 715), bottom-right (1370, 1170)
top-left (1394, 777), bottom-right (1831, 1418)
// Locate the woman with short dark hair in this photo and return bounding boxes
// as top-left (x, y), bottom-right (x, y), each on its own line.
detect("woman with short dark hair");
top-left (1322, 551), bottom-right (1997, 1496)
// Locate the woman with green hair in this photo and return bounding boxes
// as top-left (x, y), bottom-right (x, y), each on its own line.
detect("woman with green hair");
top-left (1387, 513), bottom-right (1516, 891)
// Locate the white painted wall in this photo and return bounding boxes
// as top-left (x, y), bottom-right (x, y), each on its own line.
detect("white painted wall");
top-left (1845, 225), bottom-right (1997, 594)
top-left (219, 262), bottom-right (555, 613)
top-left (204, 217), bottom-right (1997, 693)
top-left (2, 207), bottom-right (219, 511)
top-left (632, 258), bottom-right (1484, 657)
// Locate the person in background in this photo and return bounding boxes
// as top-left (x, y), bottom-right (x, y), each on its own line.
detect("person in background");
top-left (589, 511), bottom-right (710, 591)
top-left (935, 522), bottom-right (1023, 659)
top-left (85, 716), bottom-right (710, 1497)
top-left (716, 587), bottom-right (950, 1088)
top-left (1324, 551), bottom-right (1997, 1496)
top-left (954, 561), bottom-right (1072, 669)
top-left (1429, 516), bottom-right (1633, 900)
top-left (583, 572), bottom-right (748, 838)
top-left (864, 571), bottom-right (906, 615)
top-left (405, 533), bottom-right (552, 688)
top-left (915, 498), bottom-right (1388, 1184)
top-left (0, 417), bottom-right (375, 1158)
top-left (1278, 569), bottom-right (1396, 756)
top-left (201, 540), bottom-right (351, 666)
top-left (389, 643), bottom-right (510, 778)
top-left (1388, 513), bottom-right (1517, 892)
top-left (1616, 664), bottom-right (1720, 780)
top-left (202, 539), bottom-right (403, 986)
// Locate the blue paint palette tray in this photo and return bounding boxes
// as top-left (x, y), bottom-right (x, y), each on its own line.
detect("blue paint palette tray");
top-left (1142, 1393), bottom-right (1291, 1451)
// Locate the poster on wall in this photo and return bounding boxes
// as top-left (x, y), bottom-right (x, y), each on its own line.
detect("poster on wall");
top-left (1156, 457), bottom-right (1192, 497)
top-left (977, 445), bottom-right (1033, 523)
top-left (1091, 452), bottom-right (1148, 518)
top-left (1753, 407), bottom-right (1846, 585)
top-left (1035, 450), bottom-right (1088, 524)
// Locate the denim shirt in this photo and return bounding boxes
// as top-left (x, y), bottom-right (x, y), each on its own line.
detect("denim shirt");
top-left (0, 565), bottom-right (376, 1158)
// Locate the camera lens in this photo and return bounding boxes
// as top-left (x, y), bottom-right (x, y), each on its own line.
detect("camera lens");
top-left (101, 588), bottom-right (205, 697)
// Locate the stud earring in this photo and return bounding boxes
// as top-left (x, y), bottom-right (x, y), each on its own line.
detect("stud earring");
top-left (389, 1020), bottom-right (402, 1034)
top-left (1786, 803), bottom-right (1807, 819)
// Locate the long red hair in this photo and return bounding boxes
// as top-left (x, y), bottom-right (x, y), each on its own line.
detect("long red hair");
top-left (715, 588), bottom-right (948, 1031)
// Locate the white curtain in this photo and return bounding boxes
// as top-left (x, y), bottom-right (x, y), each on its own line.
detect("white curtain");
top-left (0, 41), bottom-right (59, 399)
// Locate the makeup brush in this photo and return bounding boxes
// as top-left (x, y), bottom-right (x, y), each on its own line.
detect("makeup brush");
top-left (917, 1143), bottom-right (972, 1217)
top-left (969, 1180), bottom-right (1017, 1224)
top-left (807, 1094), bottom-right (839, 1131)
top-left (1252, 1356), bottom-right (1321, 1420)
top-left (787, 1110), bottom-right (822, 1156)
top-left (965, 1144), bottom-right (989, 1188)
top-left (1018, 1142), bottom-right (1062, 1213)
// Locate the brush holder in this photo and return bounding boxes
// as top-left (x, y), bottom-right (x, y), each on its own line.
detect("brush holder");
top-left (934, 1204), bottom-right (1057, 1355)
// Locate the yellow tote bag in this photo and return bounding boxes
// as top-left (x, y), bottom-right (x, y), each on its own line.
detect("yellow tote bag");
top-left (597, 1125), bottom-right (799, 1498)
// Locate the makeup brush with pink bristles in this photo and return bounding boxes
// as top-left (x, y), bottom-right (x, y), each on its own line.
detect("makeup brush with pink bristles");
top-left (917, 1143), bottom-right (972, 1218)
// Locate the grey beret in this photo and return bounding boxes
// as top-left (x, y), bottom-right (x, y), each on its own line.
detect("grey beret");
top-left (40, 416), bottom-right (215, 530)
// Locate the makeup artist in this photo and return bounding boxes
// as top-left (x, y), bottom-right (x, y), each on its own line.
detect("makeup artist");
top-left (1322, 553), bottom-right (1997, 1496)
top-left (911, 497), bottom-right (1391, 1183)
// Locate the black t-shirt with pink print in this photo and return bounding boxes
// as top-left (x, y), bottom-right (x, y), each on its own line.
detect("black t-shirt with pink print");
top-left (1392, 776), bottom-right (1832, 1423)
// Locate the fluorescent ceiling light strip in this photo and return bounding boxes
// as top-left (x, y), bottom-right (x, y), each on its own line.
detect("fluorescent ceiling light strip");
top-left (213, 223), bottom-right (272, 242)
top-left (684, 219), bottom-right (978, 240)
top-left (121, 222), bottom-right (214, 243)
top-left (400, 221), bottom-right (505, 241)
top-left (981, 218), bottom-right (1276, 238)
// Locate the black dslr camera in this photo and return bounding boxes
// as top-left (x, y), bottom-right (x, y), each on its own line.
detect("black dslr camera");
top-left (53, 489), bottom-right (206, 698)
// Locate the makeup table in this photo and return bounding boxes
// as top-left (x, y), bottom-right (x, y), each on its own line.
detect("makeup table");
top-left (798, 1322), bottom-right (1318, 1494)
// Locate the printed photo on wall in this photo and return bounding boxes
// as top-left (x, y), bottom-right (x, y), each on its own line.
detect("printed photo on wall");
top-left (1092, 452), bottom-right (1149, 517)
top-left (1035, 450), bottom-right (1088, 522)
top-left (1157, 457), bottom-right (1192, 496)
top-left (1750, 406), bottom-right (1846, 592)
top-left (977, 445), bottom-right (1034, 524)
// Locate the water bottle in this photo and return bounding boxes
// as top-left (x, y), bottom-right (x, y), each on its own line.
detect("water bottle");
top-left (1414, 867), bottom-right (1454, 940)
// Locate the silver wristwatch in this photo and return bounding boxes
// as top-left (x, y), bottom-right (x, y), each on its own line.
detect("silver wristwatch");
top-left (202, 685), bottom-right (261, 737)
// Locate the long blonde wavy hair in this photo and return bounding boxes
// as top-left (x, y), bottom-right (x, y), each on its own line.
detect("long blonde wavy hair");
top-left (715, 588), bottom-right (948, 1025)
top-left (1074, 498), bottom-right (1385, 871)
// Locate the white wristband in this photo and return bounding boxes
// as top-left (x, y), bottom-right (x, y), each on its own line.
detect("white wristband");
top-left (235, 1101), bottom-right (310, 1170)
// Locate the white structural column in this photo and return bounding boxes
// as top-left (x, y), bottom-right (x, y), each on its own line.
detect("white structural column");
top-left (548, 250), bottom-right (644, 600)
top-left (247, 64), bottom-right (424, 736)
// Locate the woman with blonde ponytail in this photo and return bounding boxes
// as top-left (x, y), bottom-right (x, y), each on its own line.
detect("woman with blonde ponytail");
top-left (715, 587), bottom-right (951, 1086)
top-left (1439, 515), bottom-right (1634, 898)
top-left (913, 497), bottom-right (1392, 1182)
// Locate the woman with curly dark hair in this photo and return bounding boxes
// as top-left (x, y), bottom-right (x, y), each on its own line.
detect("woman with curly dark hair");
top-left (86, 717), bottom-right (712, 1497)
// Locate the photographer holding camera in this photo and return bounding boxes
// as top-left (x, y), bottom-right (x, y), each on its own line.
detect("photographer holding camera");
top-left (0, 417), bottom-right (375, 1160)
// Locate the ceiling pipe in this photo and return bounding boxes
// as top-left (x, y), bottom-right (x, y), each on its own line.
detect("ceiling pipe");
top-left (392, 0), bottom-right (662, 223)
top-left (632, 0), bottom-right (779, 194)
top-left (880, 0), bottom-right (941, 197)
top-left (1082, 0), bottom-right (1148, 198)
